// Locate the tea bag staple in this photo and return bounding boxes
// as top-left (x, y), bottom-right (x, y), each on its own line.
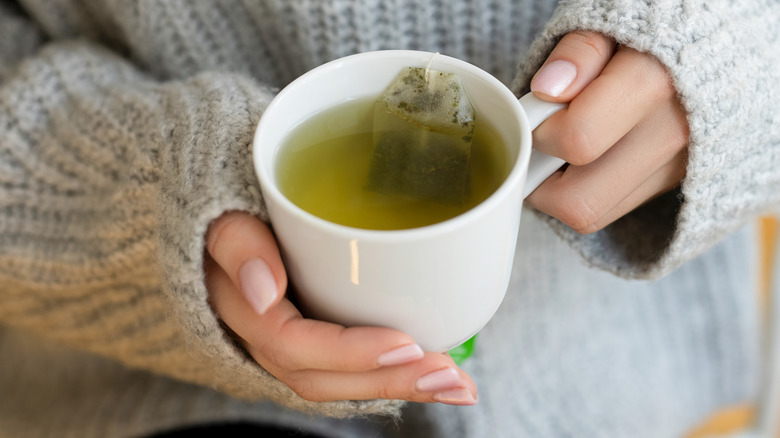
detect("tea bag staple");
top-left (368, 65), bottom-right (475, 204)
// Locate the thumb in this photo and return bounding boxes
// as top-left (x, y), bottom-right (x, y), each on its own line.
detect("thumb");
top-left (206, 211), bottom-right (287, 315)
top-left (530, 31), bottom-right (617, 102)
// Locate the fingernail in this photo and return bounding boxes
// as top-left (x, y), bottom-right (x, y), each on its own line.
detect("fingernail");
top-left (531, 59), bottom-right (577, 97)
top-left (377, 344), bottom-right (424, 367)
top-left (238, 258), bottom-right (279, 315)
top-left (416, 368), bottom-right (463, 392)
top-left (433, 388), bottom-right (478, 405)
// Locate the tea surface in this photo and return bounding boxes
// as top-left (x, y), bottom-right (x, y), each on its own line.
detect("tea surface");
top-left (275, 98), bottom-right (509, 230)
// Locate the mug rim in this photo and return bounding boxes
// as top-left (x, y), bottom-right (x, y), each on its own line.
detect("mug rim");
top-left (253, 49), bottom-right (533, 241)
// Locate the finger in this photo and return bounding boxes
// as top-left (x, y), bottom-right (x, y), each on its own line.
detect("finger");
top-left (527, 95), bottom-right (688, 233)
top-left (587, 149), bottom-right (687, 231)
top-left (206, 211), bottom-right (287, 315)
top-left (530, 31), bottom-right (616, 101)
top-left (533, 47), bottom-right (677, 165)
top-left (273, 350), bottom-right (478, 405)
top-left (207, 263), bottom-right (424, 373)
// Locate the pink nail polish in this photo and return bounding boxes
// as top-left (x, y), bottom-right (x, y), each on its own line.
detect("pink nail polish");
top-left (531, 59), bottom-right (577, 97)
top-left (415, 368), bottom-right (463, 392)
top-left (238, 258), bottom-right (279, 315)
top-left (434, 388), bottom-right (478, 405)
top-left (377, 344), bottom-right (424, 367)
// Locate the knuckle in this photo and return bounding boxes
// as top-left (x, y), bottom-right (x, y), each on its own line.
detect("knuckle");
top-left (265, 344), bottom-right (294, 372)
top-left (646, 72), bottom-right (675, 105)
top-left (205, 211), bottom-right (245, 256)
top-left (555, 192), bottom-right (603, 234)
top-left (563, 30), bottom-right (614, 60)
top-left (376, 385), bottom-right (394, 401)
top-left (286, 375), bottom-right (324, 402)
top-left (268, 322), bottom-right (305, 371)
top-left (557, 123), bottom-right (600, 165)
top-left (667, 125), bottom-right (689, 152)
top-left (629, 53), bottom-right (676, 104)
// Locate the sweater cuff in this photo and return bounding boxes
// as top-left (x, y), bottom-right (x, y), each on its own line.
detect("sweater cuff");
top-left (511, 0), bottom-right (780, 279)
top-left (153, 72), bottom-right (405, 418)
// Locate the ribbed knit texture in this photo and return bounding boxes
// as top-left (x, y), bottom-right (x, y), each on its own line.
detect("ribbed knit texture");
top-left (386, 217), bottom-right (760, 438)
top-left (0, 0), bottom-right (776, 436)
top-left (511, 0), bottom-right (780, 279)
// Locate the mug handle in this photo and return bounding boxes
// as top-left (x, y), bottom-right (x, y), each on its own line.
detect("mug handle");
top-left (518, 93), bottom-right (567, 199)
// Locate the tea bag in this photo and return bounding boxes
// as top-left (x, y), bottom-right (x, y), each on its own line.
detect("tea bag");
top-left (368, 63), bottom-right (475, 204)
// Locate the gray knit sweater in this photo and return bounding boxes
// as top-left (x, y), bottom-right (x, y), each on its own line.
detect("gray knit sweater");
top-left (0, 0), bottom-right (778, 437)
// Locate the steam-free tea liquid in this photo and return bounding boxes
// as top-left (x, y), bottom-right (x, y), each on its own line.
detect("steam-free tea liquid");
top-left (369, 67), bottom-right (475, 204)
top-left (275, 98), bottom-right (509, 230)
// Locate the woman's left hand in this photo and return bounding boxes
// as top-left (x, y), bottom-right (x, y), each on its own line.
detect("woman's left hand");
top-left (525, 31), bottom-right (689, 233)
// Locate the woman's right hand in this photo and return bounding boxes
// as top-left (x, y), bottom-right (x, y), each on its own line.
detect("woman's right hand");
top-left (204, 211), bottom-right (478, 405)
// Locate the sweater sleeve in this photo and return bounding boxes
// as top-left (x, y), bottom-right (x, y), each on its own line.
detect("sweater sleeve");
top-left (511, 0), bottom-right (780, 279)
top-left (0, 36), bottom-right (402, 418)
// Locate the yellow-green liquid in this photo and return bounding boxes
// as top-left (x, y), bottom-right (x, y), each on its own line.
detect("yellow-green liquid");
top-left (276, 98), bottom-right (510, 230)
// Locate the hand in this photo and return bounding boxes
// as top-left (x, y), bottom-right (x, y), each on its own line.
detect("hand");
top-left (525, 31), bottom-right (689, 233)
top-left (204, 211), bottom-right (478, 405)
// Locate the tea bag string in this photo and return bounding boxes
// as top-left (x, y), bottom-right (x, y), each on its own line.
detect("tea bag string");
top-left (424, 52), bottom-right (439, 85)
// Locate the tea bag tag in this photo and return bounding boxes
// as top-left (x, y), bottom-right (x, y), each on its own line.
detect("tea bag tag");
top-left (368, 61), bottom-right (475, 204)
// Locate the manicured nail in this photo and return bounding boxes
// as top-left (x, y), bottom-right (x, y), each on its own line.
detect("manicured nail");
top-left (377, 344), bottom-right (424, 367)
top-left (433, 388), bottom-right (478, 405)
top-left (416, 368), bottom-right (463, 392)
top-left (238, 258), bottom-right (279, 315)
top-left (531, 59), bottom-right (577, 97)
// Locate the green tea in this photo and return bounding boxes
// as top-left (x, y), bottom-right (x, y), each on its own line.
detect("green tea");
top-left (275, 97), bottom-right (509, 230)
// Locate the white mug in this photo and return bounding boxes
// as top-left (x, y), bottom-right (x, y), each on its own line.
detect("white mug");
top-left (253, 50), bottom-right (564, 352)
